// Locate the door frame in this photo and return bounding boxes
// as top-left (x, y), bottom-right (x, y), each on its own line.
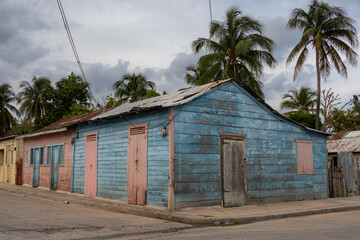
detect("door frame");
top-left (48, 143), bottom-right (64, 190)
top-left (32, 146), bottom-right (43, 187)
top-left (84, 131), bottom-right (98, 198)
top-left (127, 123), bottom-right (148, 205)
top-left (219, 132), bottom-right (247, 207)
top-left (5, 144), bottom-right (12, 183)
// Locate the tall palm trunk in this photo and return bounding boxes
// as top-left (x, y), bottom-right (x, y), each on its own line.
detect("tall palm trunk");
top-left (315, 49), bottom-right (321, 130)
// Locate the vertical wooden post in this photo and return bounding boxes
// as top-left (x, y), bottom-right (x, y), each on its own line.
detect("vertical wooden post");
top-left (168, 107), bottom-right (175, 211)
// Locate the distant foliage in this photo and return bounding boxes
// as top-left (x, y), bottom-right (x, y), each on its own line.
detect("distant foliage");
top-left (36, 72), bottom-right (92, 130)
top-left (17, 76), bottom-right (52, 125)
top-left (328, 97), bottom-right (360, 132)
top-left (191, 7), bottom-right (276, 97)
top-left (0, 84), bottom-right (19, 137)
top-left (104, 94), bottom-right (120, 108)
top-left (9, 118), bottom-right (34, 136)
top-left (286, 111), bottom-right (318, 129)
top-left (113, 73), bottom-right (156, 103)
top-left (286, 0), bottom-right (359, 129)
top-left (62, 104), bottom-right (92, 119)
top-left (280, 87), bottom-right (316, 113)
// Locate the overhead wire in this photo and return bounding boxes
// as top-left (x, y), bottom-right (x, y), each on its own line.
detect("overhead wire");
top-left (209, 0), bottom-right (213, 23)
top-left (56, 0), bottom-right (99, 106)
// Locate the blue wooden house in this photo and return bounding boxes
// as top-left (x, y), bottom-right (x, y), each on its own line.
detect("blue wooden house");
top-left (72, 79), bottom-right (329, 210)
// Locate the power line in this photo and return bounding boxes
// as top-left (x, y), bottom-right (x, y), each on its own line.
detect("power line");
top-left (56, 0), bottom-right (99, 106)
top-left (209, 0), bottom-right (213, 23)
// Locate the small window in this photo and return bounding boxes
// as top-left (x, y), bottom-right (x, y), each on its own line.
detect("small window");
top-left (29, 146), bottom-right (44, 166)
top-left (295, 140), bottom-right (314, 174)
top-left (59, 145), bottom-right (64, 165)
top-left (47, 146), bottom-right (52, 165)
top-left (39, 147), bottom-right (44, 164)
top-left (30, 149), bottom-right (34, 165)
top-left (47, 144), bottom-right (64, 166)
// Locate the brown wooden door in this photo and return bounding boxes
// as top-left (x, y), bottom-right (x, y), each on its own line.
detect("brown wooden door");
top-left (84, 132), bottom-right (98, 198)
top-left (221, 137), bottom-right (246, 207)
top-left (127, 124), bottom-right (148, 205)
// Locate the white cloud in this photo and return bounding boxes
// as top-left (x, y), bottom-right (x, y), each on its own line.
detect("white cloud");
top-left (0, 0), bottom-right (358, 112)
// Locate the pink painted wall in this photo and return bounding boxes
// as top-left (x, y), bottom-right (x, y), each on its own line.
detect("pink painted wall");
top-left (22, 129), bottom-right (73, 191)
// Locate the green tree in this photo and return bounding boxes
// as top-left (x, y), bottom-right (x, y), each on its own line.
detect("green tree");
top-left (287, 0), bottom-right (359, 130)
top-left (104, 94), bottom-right (120, 108)
top-left (185, 65), bottom-right (208, 86)
top-left (280, 87), bottom-right (316, 114)
top-left (113, 73), bottom-right (155, 103)
top-left (286, 111), bottom-right (318, 129)
top-left (9, 118), bottom-right (34, 136)
top-left (17, 76), bottom-right (52, 125)
top-left (37, 72), bottom-right (92, 129)
top-left (328, 96), bottom-right (360, 132)
top-left (62, 104), bottom-right (92, 119)
top-left (192, 7), bottom-right (276, 97)
top-left (144, 89), bottom-right (161, 99)
top-left (0, 84), bottom-right (18, 137)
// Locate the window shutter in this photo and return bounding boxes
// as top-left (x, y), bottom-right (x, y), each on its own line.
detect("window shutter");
top-left (30, 149), bottom-right (34, 165)
top-left (130, 127), bottom-right (146, 135)
top-left (40, 147), bottom-right (44, 164)
top-left (59, 145), bottom-right (64, 165)
top-left (47, 146), bottom-right (52, 165)
top-left (86, 134), bottom-right (97, 142)
top-left (296, 140), bottom-right (314, 174)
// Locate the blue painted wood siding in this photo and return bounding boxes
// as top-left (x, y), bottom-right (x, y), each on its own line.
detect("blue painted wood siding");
top-left (73, 109), bottom-right (169, 207)
top-left (174, 81), bottom-right (327, 208)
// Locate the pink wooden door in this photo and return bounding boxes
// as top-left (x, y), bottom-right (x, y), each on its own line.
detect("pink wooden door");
top-left (127, 124), bottom-right (148, 205)
top-left (84, 132), bottom-right (98, 198)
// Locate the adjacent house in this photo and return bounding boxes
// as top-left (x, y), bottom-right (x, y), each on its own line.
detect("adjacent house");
top-left (22, 110), bottom-right (106, 191)
top-left (327, 131), bottom-right (360, 197)
top-left (72, 79), bottom-right (329, 209)
top-left (0, 136), bottom-right (23, 184)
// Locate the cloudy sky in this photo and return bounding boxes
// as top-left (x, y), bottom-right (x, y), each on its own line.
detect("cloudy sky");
top-left (1, 0), bottom-right (359, 110)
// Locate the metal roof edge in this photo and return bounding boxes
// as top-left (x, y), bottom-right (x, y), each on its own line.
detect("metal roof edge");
top-left (20, 127), bottom-right (68, 139)
top-left (0, 135), bottom-right (17, 141)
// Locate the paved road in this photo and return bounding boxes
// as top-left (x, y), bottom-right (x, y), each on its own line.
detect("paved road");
top-left (141, 211), bottom-right (360, 240)
top-left (2, 190), bottom-right (360, 240)
top-left (0, 191), bottom-right (190, 240)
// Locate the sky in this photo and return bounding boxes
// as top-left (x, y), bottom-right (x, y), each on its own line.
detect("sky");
top-left (1, 0), bottom-right (360, 110)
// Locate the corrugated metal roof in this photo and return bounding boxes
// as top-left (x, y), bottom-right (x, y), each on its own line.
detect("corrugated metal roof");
top-left (327, 131), bottom-right (360, 153)
top-left (92, 79), bottom-right (231, 121)
top-left (22, 108), bottom-right (113, 139)
top-left (39, 109), bottom-right (108, 132)
top-left (90, 79), bottom-right (329, 136)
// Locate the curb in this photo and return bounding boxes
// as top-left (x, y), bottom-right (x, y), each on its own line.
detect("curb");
top-left (2, 186), bottom-right (360, 226)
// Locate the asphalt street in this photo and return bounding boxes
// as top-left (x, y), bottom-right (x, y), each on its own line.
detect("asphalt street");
top-left (1, 190), bottom-right (360, 239)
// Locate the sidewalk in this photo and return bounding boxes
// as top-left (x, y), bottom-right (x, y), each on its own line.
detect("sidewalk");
top-left (1, 182), bottom-right (360, 225)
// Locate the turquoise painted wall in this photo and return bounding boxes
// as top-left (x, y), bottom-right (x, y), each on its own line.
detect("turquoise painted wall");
top-left (73, 109), bottom-right (169, 207)
top-left (173, 81), bottom-right (328, 208)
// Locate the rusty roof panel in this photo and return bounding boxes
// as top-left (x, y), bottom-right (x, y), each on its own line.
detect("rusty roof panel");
top-left (331, 131), bottom-right (348, 140)
top-left (91, 79), bottom-right (231, 121)
top-left (37, 108), bottom-right (112, 133)
top-left (327, 131), bottom-right (360, 153)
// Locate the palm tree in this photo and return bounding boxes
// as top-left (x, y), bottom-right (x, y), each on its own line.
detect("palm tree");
top-left (185, 65), bottom-right (210, 86)
top-left (192, 7), bottom-right (276, 98)
top-left (0, 84), bottom-right (19, 137)
top-left (280, 87), bottom-right (316, 114)
top-left (113, 73), bottom-right (155, 103)
top-left (18, 76), bottom-right (52, 125)
top-left (287, 0), bottom-right (359, 130)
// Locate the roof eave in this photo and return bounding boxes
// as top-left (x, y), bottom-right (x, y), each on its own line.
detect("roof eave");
top-left (20, 127), bottom-right (68, 139)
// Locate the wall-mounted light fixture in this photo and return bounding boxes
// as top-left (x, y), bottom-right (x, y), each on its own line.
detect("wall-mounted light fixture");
top-left (160, 127), bottom-right (168, 137)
